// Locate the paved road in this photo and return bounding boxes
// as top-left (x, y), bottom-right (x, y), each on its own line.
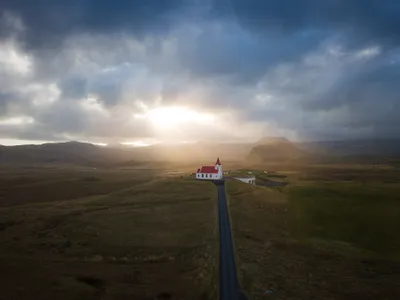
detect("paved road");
top-left (214, 180), bottom-right (246, 300)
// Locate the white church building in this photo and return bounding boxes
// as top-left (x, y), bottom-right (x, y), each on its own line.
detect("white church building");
top-left (196, 158), bottom-right (223, 180)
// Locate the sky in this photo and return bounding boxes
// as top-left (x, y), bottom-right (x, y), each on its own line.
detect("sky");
top-left (0, 0), bottom-right (399, 145)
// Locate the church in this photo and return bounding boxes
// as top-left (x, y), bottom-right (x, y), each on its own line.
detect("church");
top-left (196, 158), bottom-right (223, 180)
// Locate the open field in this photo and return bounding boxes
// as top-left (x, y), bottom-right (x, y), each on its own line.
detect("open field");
top-left (2, 161), bottom-right (400, 300)
top-left (227, 163), bottom-right (400, 300)
top-left (0, 167), bottom-right (218, 300)
top-left (0, 167), bottom-right (161, 207)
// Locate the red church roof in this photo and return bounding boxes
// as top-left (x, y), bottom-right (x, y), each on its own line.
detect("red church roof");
top-left (216, 157), bottom-right (221, 165)
top-left (198, 166), bottom-right (218, 174)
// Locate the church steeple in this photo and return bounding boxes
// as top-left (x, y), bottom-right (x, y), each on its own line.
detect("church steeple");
top-left (215, 157), bottom-right (221, 165)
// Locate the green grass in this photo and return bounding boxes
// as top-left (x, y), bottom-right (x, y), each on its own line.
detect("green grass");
top-left (3, 163), bottom-right (400, 299)
top-left (288, 182), bottom-right (400, 258)
top-left (226, 164), bottom-right (400, 300)
top-left (0, 171), bottom-right (218, 300)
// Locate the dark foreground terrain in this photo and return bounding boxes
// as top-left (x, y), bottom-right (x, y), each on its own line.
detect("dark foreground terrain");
top-left (228, 163), bottom-right (400, 300)
top-left (0, 167), bottom-right (217, 300)
top-left (1, 162), bottom-right (400, 300)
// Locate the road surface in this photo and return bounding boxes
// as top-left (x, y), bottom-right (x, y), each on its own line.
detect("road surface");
top-left (214, 180), bottom-right (246, 300)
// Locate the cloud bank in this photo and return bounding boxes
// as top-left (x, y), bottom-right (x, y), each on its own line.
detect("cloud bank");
top-left (0, 0), bottom-right (399, 144)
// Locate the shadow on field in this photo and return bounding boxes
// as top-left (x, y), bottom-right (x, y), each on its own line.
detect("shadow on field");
top-left (0, 169), bottom-right (218, 300)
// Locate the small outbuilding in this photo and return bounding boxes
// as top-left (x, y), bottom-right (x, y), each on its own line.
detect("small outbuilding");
top-left (234, 176), bottom-right (256, 185)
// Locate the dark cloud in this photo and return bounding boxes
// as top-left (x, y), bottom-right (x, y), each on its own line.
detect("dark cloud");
top-left (1, 123), bottom-right (63, 142)
top-left (0, 0), bottom-right (189, 49)
top-left (255, 48), bottom-right (400, 140)
top-left (1, 0), bottom-right (400, 143)
top-left (60, 77), bottom-right (87, 99)
top-left (305, 59), bottom-right (400, 112)
top-left (0, 92), bottom-right (14, 114)
top-left (2, 1), bottom-right (399, 50)
top-left (218, 0), bottom-right (400, 46)
top-left (35, 100), bottom-right (88, 133)
top-left (178, 22), bottom-right (323, 84)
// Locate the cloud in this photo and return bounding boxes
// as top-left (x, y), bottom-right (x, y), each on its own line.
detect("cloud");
top-left (218, 1), bottom-right (400, 47)
top-left (0, 0), bottom-right (190, 49)
top-left (249, 42), bottom-right (400, 140)
top-left (0, 1), bottom-right (400, 144)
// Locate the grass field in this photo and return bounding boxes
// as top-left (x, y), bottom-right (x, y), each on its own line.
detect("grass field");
top-left (2, 162), bottom-right (400, 300)
top-left (227, 164), bottom-right (400, 300)
top-left (0, 168), bottom-right (218, 300)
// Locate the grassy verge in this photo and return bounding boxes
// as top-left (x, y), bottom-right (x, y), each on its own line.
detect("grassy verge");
top-left (0, 174), bottom-right (218, 300)
top-left (289, 182), bottom-right (400, 258)
top-left (226, 174), bottom-right (400, 300)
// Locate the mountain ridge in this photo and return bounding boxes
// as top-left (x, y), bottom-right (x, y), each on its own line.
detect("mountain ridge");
top-left (1, 138), bottom-right (400, 166)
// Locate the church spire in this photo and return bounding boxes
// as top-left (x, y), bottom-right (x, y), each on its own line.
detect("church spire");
top-left (215, 157), bottom-right (221, 165)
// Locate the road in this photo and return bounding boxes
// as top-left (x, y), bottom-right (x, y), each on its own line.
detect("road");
top-left (214, 180), bottom-right (246, 300)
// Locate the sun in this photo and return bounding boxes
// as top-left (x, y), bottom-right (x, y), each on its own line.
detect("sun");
top-left (135, 106), bottom-right (215, 129)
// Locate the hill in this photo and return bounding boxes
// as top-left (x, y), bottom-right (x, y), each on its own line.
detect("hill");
top-left (0, 141), bottom-right (252, 167)
top-left (2, 138), bottom-right (400, 167)
top-left (0, 141), bottom-right (152, 167)
top-left (297, 139), bottom-right (400, 156)
top-left (247, 137), bottom-right (306, 163)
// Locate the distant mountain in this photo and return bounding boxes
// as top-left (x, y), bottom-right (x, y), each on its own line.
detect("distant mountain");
top-left (0, 140), bottom-right (252, 166)
top-left (247, 137), bottom-right (306, 163)
top-left (2, 137), bottom-right (399, 167)
top-left (296, 139), bottom-right (400, 156)
top-left (255, 136), bottom-right (293, 146)
top-left (0, 141), bottom-right (150, 167)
